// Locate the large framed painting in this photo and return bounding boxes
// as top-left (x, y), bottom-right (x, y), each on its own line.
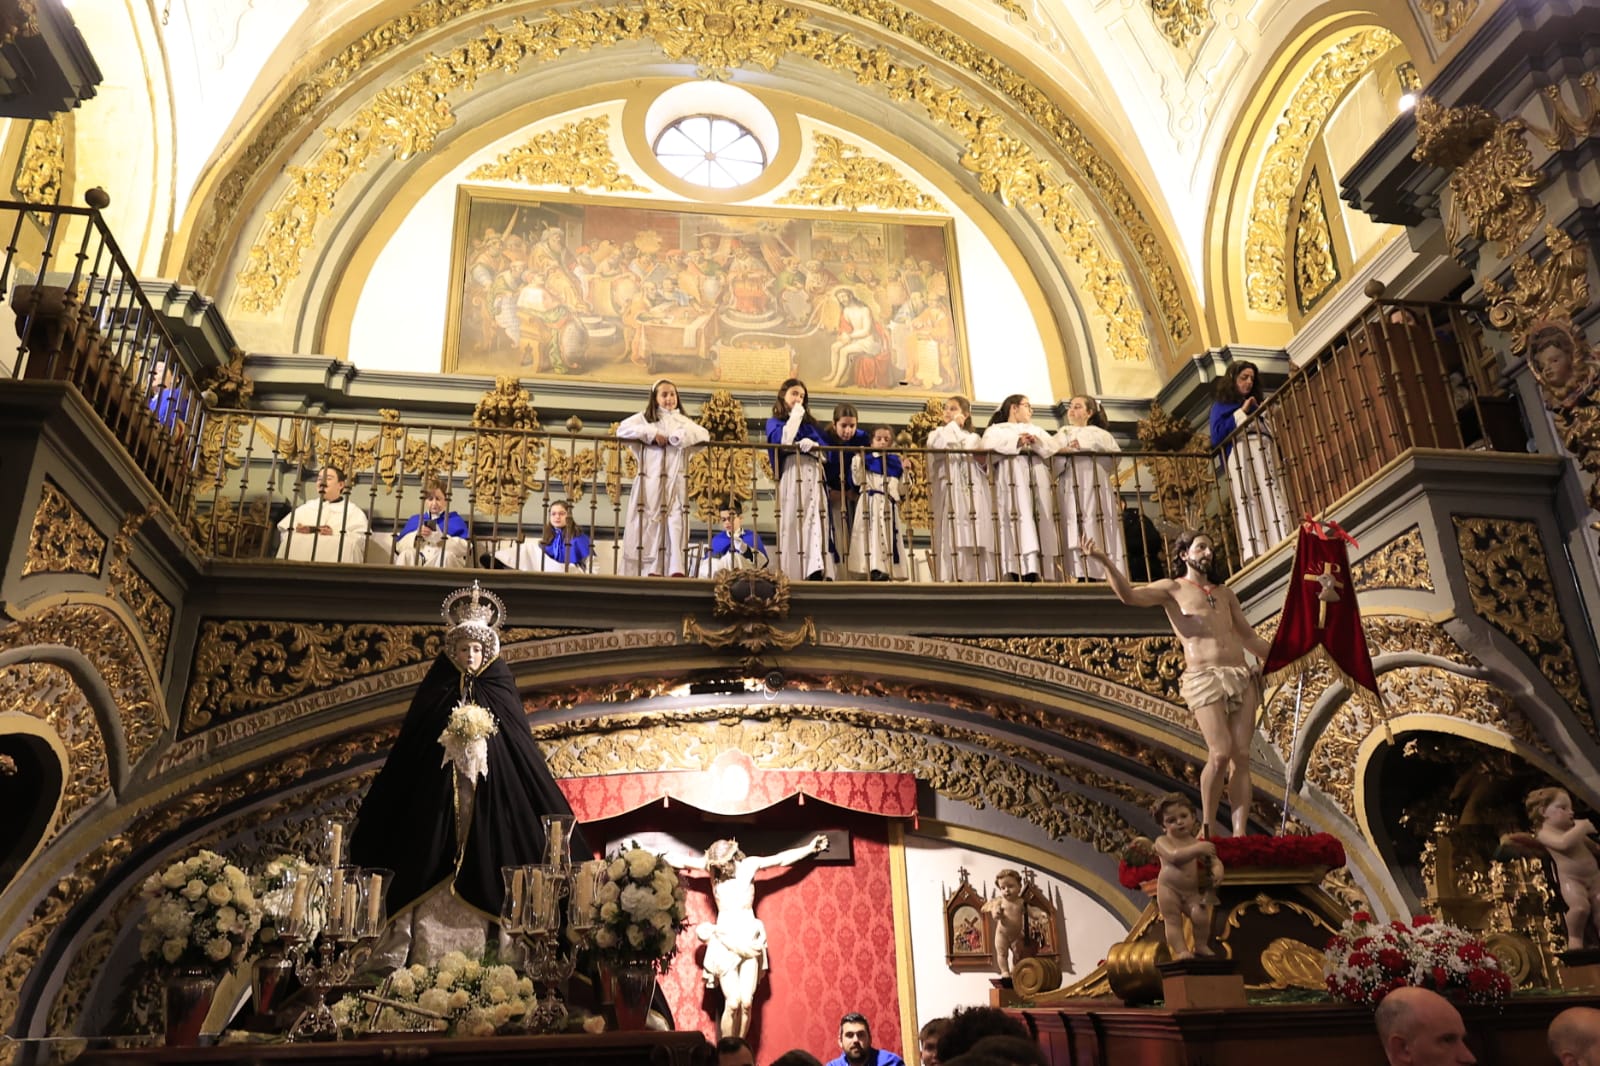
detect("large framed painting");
top-left (443, 186), bottom-right (971, 396)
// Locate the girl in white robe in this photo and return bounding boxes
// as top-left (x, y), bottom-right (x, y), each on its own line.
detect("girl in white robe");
top-left (1053, 394), bottom-right (1124, 581)
top-left (764, 378), bottom-right (835, 580)
top-left (847, 426), bottom-right (909, 580)
top-left (980, 394), bottom-right (1061, 581)
top-left (617, 378), bottom-right (710, 576)
top-left (927, 395), bottom-right (995, 582)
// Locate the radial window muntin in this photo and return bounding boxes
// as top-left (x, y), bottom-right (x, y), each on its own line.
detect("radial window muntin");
top-left (651, 114), bottom-right (768, 189)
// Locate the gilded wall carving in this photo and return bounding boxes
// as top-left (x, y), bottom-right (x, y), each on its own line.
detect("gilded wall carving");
top-left (1260, 615), bottom-right (1550, 818)
top-left (535, 704), bottom-right (1155, 850)
top-left (14, 115), bottom-right (65, 206)
top-left (22, 481), bottom-right (104, 577)
top-left (1482, 227), bottom-right (1590, 351)
top-left (1293, 168), bottom-right (1339, 314)
top-left (1446, 121), bottom-right (1544, 257)
top-left (1425, 0), bottom-right (1479, 43)
top-left (1245, 28), bottom-right (1399, 313)
top-left (108, 507), bottom-right (172, 667)
top-left (466, 115), bottom-right (645, 191)
top-left (208, 0), bottom-right (1187, 351)
top-left (1531, 73), bottom-right (1600, 151)
top-left (0, 662), bottom-right (108, 831)
top-left (950, 634), bottom-right (1187, 712)
top-left (0, 604), bottom-right (163, 764)
top-left (685, 390), bottom-right (755, 520)
top-left (182, 620), bottom-right (585, 735)
top-left (778, 133), bottom-right (943, 212)
top-left (1452, 516), bottom-right (1589, 716)
top-left (1352, 526), bottom-right (1434, 592)
top-left (1149, 0), bottom-right (1209, 48)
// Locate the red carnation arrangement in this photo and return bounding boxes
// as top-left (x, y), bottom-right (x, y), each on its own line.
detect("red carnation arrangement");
top-left (1322, 913), bottom-right (1512, 1007)
top-left (1117, 832), bottom-right (1346, 889)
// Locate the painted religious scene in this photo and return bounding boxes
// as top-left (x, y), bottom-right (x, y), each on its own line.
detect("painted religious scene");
top-left (444, 188), bottom-right (970, 394)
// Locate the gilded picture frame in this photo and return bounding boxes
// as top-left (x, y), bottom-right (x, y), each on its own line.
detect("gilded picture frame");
top-left (442, 185), bottom-right (971, 397)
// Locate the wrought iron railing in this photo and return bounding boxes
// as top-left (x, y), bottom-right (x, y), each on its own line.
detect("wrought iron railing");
top-left (0, 199), bottom-right (206, 502)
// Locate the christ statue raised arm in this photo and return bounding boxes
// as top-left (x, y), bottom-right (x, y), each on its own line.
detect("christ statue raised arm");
top-left (1085, 532), bottom-right (1272, 837)
top-left (683, 834), bottom-right (829, 1038)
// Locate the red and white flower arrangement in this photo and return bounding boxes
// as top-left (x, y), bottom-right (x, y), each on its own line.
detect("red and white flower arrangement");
top-left (1322, 912), bottom-right (1512, 1007)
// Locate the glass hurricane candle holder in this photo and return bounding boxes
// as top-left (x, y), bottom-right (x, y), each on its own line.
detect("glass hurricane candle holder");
top-left (541, 815), bottom-right (575, 868)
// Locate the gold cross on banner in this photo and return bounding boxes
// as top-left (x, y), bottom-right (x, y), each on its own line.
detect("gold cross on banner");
top-left (1302, 562), bottom-right (1343, 628)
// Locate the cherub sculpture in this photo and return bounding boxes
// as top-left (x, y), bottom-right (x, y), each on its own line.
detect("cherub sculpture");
top-left (1526, 787), bottom-right (1600, 950)
top-left (1148, 793), bottom-right (1223, 961)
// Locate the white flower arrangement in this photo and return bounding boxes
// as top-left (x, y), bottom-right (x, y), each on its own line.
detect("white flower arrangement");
top-left (330, 950), bottom-right (536, 1036)
top-left (587, 843), bottom-right (688, 971)
top-left (251, 854), bottom-right (318, 953)
top-left (439, 702), bottom-right (498, 783)
top-left (138, 850), bottom-right (262, 975)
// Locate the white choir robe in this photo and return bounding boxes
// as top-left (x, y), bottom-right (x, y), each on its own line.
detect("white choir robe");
top-left (616, 410), bottom-right (710, 576)
top-left (927, 421), bottom-right (995, 582)
top-left (276, 497), bottom-right (369, 563)
top-left (394, 528), bottom-right (471, 568)
top-left (847, 453), bottom-right (909, 580)
top-left (980, 421), bottom-right (1062, 580)
top-left (1053, 425), bottom-right (1124, 580)
top-left (1225, 411), bottom-right (1294, 562)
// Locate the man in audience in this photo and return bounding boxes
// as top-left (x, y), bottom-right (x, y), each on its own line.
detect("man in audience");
top-left (1374, 986), bottom-right (1475, 1065)
top-left (919, 1017), bottom-right (950, 1065)
top-left (1549, 1005), bottom-right (1600, 1066)
top-left (715, 1035), bottom-right (756, 1066)
top-left (275, 465), bottom-right (369, 563)
top-left (935, 1006), bottom-right (1032, 1062)
top-left (827, 1012), bottom-right (905, 1066)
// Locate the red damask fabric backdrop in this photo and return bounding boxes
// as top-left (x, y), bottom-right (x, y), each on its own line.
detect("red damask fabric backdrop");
top-left (591, 801), bottom-right (904, 1063)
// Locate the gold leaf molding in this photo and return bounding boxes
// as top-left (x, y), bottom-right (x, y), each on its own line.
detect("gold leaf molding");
top-left (1426, 0), bottom-right (1480, 43)
top-left (22, 481), bottom-right (104, 577)
top-left (1483, 227), bottom-right (1591, 350)
top-left (1293, 168), bottom-right (1339, 314)
top-left (0, 662), bottom-right (109, 832)
top-left (466, 115), bottom-right (646, 191)
top-left (201, 0), bottom-right (1188, 348)
top-left (1149, 0), bottom-right (1209, 49)
top-left (1352, 526), bottom-right (1433, 592)
top-left (778, 133), bottom-right (943, 212)
top-left (1245, 28), bottom-right (1400, 314)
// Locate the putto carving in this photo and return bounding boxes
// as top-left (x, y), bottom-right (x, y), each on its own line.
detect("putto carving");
top-left (778, 133), bottom-right (943, 212)
top-left (467, 116), bottom-right (646, 191)
top-left (23, 481), bottom-right (105, 577)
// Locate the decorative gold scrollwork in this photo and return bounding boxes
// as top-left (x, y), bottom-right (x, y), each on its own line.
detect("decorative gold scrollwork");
top-left (23, 481), bottom-right (105, 577)
top-left (109, 506), bottom-right (173, 666)
top-left (1293, 168), bottom-right (1339, 313)
top-left (467, 115), bottom-right (646, 191)
top-left (778, 133), bottom-right (943, 212)
top-left (1483, 227), bottom-right (1591, 351)
top-left (1352, 526), bottom-right (1434, 592)
top-left (686, 389), bottom-right (754, 521)
top-left (1424, 0), bottom-right (1480, 43)
top-left (1149, 0), bottom-right (1209, 48)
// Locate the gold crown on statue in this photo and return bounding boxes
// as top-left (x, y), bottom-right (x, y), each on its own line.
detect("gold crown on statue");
top-left (442, 581), bottom-right (506, 636)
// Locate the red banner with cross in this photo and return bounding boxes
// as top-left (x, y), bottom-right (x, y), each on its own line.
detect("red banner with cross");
top-left (1263, 518), bottom-right (1380, 695)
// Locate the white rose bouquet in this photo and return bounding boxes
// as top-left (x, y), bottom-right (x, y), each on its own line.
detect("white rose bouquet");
top-left (586, 843), bottom-right (688, 971)
top-left (330, 950), bottom-right (536, 1036)
top-left (138, 850), bottom-right (262, 976)
top-left (439, 701), bottom-right (498, 783)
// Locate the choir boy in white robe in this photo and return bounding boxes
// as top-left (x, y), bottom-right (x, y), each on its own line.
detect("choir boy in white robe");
top-left (394, 480), bottom-right (471, 567)
top-left (764, 378), bottom-right (835, 581)
top-left (617, 379), bottom-right (710, 576)
top-left (980, 394), bottom-right (1061, 582)
top-left (848, 426), bottom-right (909, 581)
top-left (276, 465), bottom-right (369, 563)
top-left (927, 394), bottom-right (995, 582)
top-left (1053, 394), bottom-right (1124, 581)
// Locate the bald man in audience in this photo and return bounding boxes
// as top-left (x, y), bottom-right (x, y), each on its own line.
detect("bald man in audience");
top-left (1550, 1006), bottom-right (1600, 1066)
top-left (1374, 987), bottom-right (1475, 1065)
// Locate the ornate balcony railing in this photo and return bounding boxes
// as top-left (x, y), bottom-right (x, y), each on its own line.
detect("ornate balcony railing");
top-left (185, 407), bottom-right (1241, 584)
top-left (0, 198), bottom-right (206, 502)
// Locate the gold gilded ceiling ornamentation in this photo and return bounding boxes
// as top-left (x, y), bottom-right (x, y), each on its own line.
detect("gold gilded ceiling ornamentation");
top-left (1425, 0), bottom-right (1479, 42)
top-left (5, 733), bottom-right (392, 1045)
top-left (898, 398), bottom-right (946, 528)
top-left (0, 662), bottom-right (109, 830)
top-left (533, 704), bottom-right (1151, 850)
top-left (108, 506), bottom-right (172, 667)
top-left (466, 115), bottom-right (646, 191)
top-left (1245, 28), bottom-right (1400, 314)
top-left (686, 389), bottom-right (754, 521)
top-left (1149, 0), bottom-right (1209, 49)
top-left (181, 620), bottom-right (582, 735)
top-left (1482, 227), bottom-right (1591, 352)
top-left (646, 0), bottom-right (807, 78)
top-left (777, 133), bottom-right (943, 212)
top-left (23, 481), bottom-right (104, 577)
top-left (211, 0), bottom-right (1188, 350)
top-left (1445, 120), bottom-right (1544, 257)
top-left (47, 774), bottom-right (372, 1040)
top-left (0, 603), bottom-right (163, 763)
top-left (1293, 168), bottom-right (1339, 314)
top-left (1352, 525), bottom-right (1433, 592)
top-left (1452, 516), bottom-right (1589, 716)
top-left (1530, 73), bottom-right (1600, 151)
top-left (14, 115), bottom-right (65, 206)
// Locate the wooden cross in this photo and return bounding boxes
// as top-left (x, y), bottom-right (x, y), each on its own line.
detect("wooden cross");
top-left (1302, 562), bottom-right (1343, 628)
